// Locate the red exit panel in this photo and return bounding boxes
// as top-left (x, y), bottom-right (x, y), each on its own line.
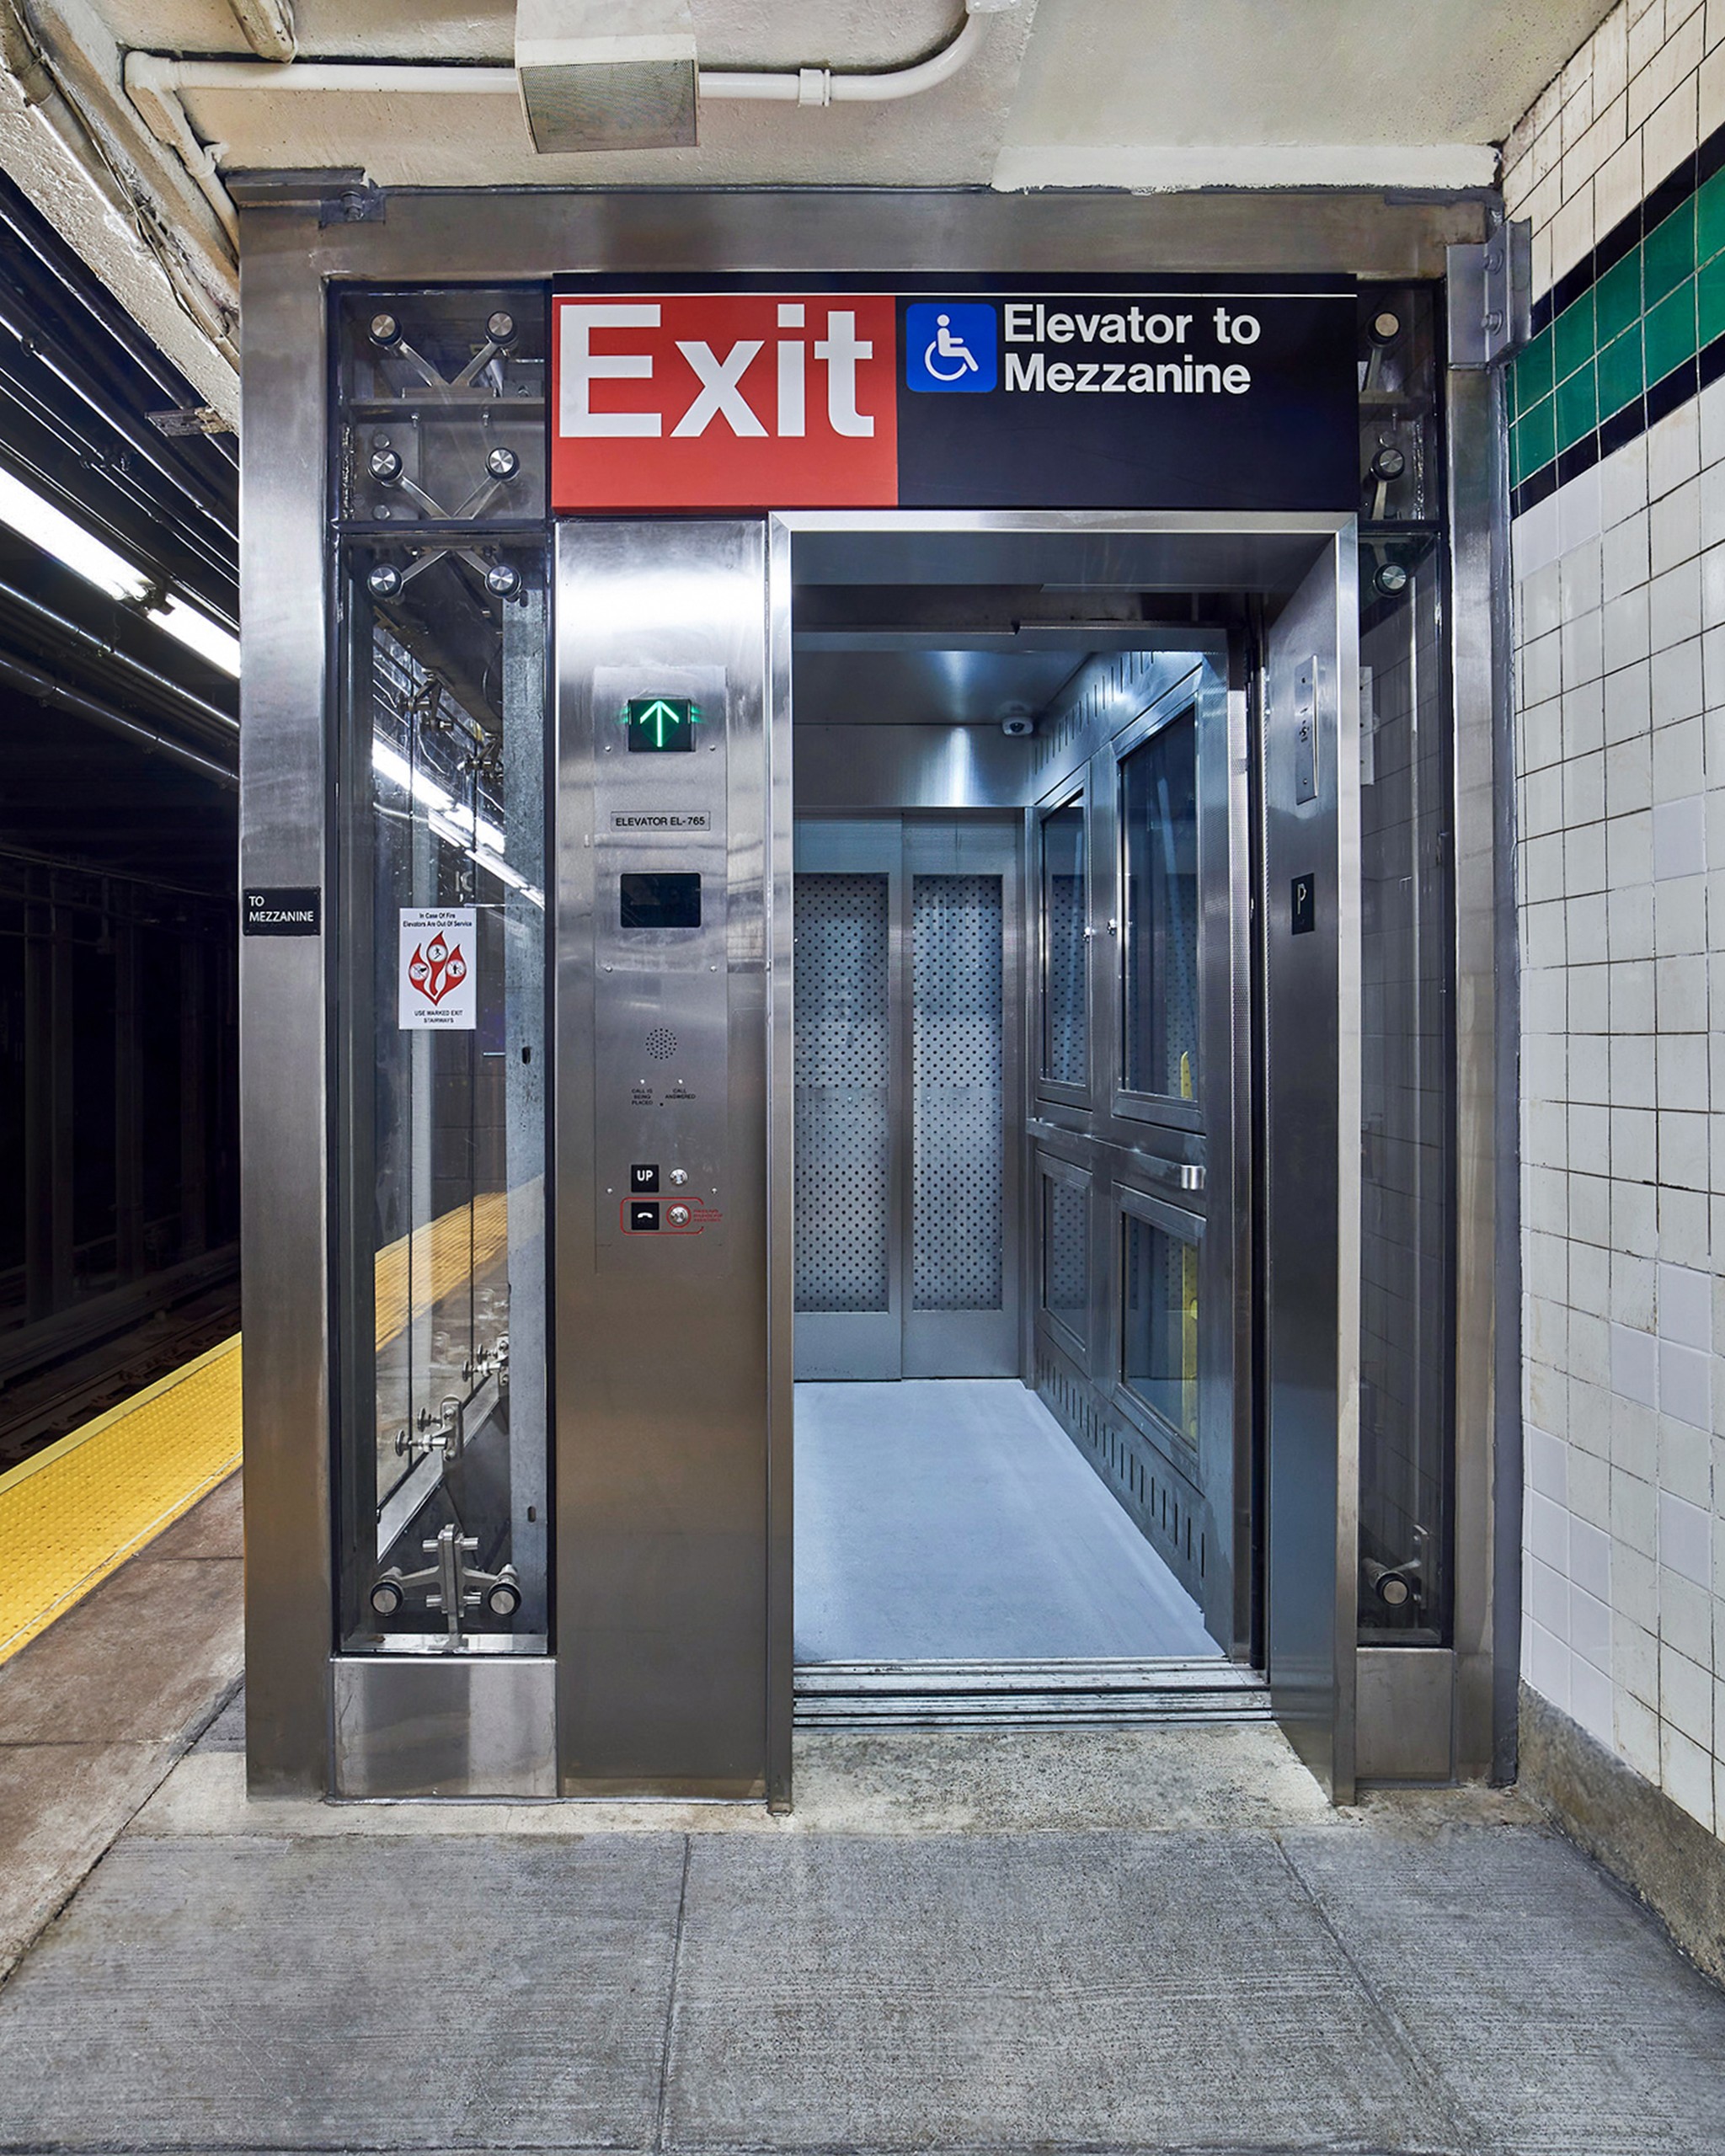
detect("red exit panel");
top-left (552, 293), bottom-right (899, 510)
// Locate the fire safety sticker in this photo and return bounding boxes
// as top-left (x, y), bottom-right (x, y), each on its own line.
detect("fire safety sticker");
top-left (399, 907), bottom-right (476, 1030)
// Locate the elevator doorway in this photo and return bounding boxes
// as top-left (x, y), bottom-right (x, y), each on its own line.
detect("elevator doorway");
top-left (782, 536), bottom-right (1251, 1687)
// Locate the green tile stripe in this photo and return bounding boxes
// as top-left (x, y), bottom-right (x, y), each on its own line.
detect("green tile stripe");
top-left (1510, 163), bottom-right (1725, 491)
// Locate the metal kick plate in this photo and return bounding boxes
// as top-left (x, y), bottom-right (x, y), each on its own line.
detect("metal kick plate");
top-left (592, 662), bottom-right (729, 1265)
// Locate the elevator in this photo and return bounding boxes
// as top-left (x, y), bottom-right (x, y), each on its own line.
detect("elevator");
top-left (236, 192), bottom-right (1506, 1812)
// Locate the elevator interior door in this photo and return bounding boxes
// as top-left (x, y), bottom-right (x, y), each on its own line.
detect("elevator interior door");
top-left (793, 816), bottom-right (1019, 1381)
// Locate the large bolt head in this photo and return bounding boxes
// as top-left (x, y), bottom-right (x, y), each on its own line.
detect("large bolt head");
top-left (369, 447), bottom-right (403, 483)
top-left (485, 562), bottom-right (521, 597)
top-left (368, 312), bottom-right (402, 348)
top-left (485, 446), bottom-right (520, 480)
top-left (486, 310), bottom-right (517, 345)
top-left (367, 563), bottom-right (403, 598)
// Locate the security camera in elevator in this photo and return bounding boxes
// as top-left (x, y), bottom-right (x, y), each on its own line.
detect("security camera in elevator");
top-left (1000, 706), bottom-right (1036, 737)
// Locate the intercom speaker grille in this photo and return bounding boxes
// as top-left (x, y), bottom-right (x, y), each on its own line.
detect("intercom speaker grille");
top-left (912, 875), bottom-right (1004, 1312)
top-left (644, 1027), bottom-right (677, 1060)
top-left (793, 873), bottom-right (890, 1313)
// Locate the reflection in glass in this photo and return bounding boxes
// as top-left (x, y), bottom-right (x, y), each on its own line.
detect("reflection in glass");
top-left (339, 547), bottom-right (547, 1652)
top-left (1043, 1177), bottom-right (1087, 1326)
top-left (1122, 1212), bottom-right (1199, 1448)
top-left (1120, 711), bottom-right (1199, 1102)
top-left (1041, 798), bottom-right (1086, 1085)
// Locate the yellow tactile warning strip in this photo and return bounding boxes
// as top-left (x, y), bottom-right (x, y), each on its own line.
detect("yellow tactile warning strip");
top-left (0, 1186), bottom-right (521, 1669)
top-left (0, 1335), bottom-right (243, 1668)
top-left (372, 1190), bottom-right (510, 1352)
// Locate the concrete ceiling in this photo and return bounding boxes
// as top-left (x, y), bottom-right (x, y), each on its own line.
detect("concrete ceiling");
top-left (95, 0), bottom-right (1616, 193)
top-left (0, 0), bottom-right (1617, 424)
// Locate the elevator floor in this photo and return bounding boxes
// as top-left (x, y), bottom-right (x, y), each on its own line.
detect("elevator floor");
top-left (793, 1380), bottom-right (1218, 1663)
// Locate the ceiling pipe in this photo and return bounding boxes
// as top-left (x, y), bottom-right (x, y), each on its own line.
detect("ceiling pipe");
top-left (125, 0), bottom-right (1007, 190)
top-left (124, 55), bottom-right (239, 249)
top-left (0, 643), bottom-right (237, 787)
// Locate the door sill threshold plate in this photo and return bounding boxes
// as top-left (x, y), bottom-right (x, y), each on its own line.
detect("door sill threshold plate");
top-left (793, 1656), bottom-right (1270, 1728)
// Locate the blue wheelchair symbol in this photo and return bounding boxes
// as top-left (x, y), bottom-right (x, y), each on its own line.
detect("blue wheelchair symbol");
top-left (906, 302), bottom-right (997, 392)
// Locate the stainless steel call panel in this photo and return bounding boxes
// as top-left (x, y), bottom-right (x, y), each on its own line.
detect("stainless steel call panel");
top-left (591, 663), bottom-right (729, 1263)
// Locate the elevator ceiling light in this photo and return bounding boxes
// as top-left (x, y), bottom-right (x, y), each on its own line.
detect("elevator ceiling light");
top-left (0, 466), bottom-right (151, 601)
top-left (152, 593), bottom-right (241, 677)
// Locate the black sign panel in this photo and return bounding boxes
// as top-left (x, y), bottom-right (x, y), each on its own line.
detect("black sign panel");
top-left (243, 886), bottom-right (320, 937)
top-left (895, 281), bottom-right (1359, 512)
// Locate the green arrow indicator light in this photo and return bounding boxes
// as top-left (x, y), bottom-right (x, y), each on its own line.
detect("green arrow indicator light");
top-left (625, 696), bottom-right (698, 753)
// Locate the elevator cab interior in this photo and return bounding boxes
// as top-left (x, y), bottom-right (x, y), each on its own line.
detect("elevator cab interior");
top-left (786, 548), bottom-right (1238, 1680)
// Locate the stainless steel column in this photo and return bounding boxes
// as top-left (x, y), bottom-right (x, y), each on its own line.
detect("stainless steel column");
top-left (554, 520), bottom-right (772, 1796)
top-left (1260, 535), bottom-right (1361, 1800)
top-left (238, 227), bottom-right (334, 1795)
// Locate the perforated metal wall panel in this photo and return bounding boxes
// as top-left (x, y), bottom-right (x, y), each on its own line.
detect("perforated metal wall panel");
top-left (793, 873), bottom-right (890, 1312)
top-left (1046, 873), bottom-right (1087, 1083)
top-left (911, 875), bottom-right (1003, 1312)
top-left (1044, 1176), bottom-right (1088, 1318)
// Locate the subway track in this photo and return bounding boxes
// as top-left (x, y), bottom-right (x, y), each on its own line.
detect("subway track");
top-left (0, 1271), bottom-right (239, 1476)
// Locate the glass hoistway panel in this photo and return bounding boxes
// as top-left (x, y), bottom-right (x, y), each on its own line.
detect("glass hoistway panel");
top-left (336, 545), bottom-right (549, 1655)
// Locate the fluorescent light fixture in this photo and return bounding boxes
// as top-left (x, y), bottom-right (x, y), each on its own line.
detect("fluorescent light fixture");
top-left (0, 463), bottom-right (241, 677)
top-left (150, 592), bottom-right (240, 677)
top-left (0, 466), bottom-right (151, 601)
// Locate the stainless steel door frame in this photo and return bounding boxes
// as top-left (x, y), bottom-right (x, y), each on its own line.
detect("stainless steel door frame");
top-left (1260, 536), bottom-right (1362, 1799)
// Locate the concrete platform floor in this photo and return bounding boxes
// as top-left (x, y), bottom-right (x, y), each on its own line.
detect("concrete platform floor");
top-left (0, 1466), bottom-right (242, 1983)
top-left (4, 1476), bottom-right (1725, 2152)
top-left (794, 1379), bottom-right (1215, 1662)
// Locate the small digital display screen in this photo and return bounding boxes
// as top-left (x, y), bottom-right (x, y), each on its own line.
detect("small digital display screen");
top-left (620, 873), bottom-right (701, 929)
top-left (626, 697), bottom-right (697, 752)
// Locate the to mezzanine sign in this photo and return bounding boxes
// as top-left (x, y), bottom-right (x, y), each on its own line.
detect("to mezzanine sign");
top-left (550, 277), bottom-right (1359, 515)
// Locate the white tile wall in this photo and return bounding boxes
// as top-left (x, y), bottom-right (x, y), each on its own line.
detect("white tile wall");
top-left (1509, 2), bottom-right (1725, 1838)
